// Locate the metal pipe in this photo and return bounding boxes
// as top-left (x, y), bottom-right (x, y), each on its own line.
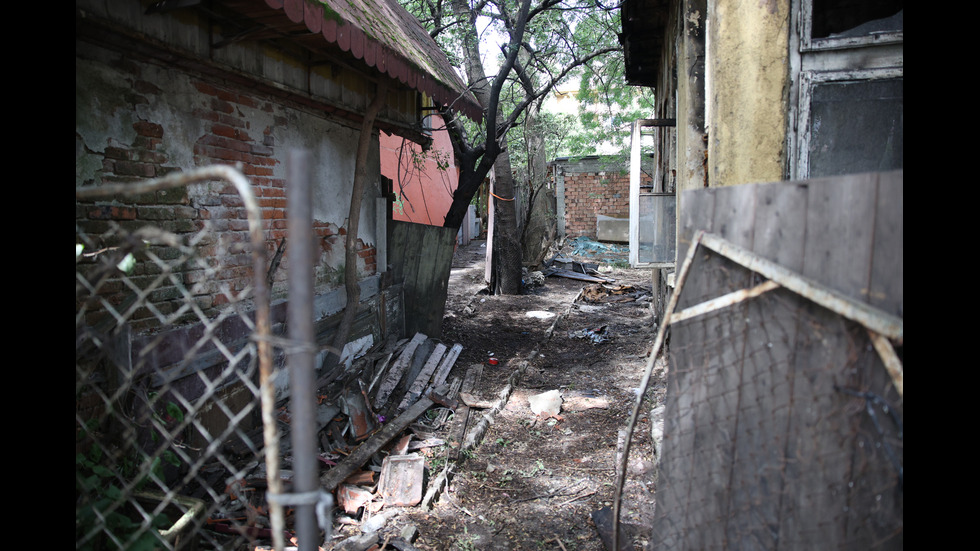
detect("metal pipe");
top-left (287, 149), bottom-right (319, 551)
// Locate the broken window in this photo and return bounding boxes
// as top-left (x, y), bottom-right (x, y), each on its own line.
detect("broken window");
top-left (802, 0), bottom-right (903, 50)
top-left (792, 0), bottom-right (903, 179)
top-left (802, 72), bottom-right (903, 178)
top-left (629, 119), bottom-right (675, 268)
top-left (637, 192), bottom-right (676, 265)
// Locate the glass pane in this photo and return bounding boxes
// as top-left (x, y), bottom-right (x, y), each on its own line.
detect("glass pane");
top-left (638, 193), bottom-right (676, 264)
top-left (808, 77), bottom-right (903, 178)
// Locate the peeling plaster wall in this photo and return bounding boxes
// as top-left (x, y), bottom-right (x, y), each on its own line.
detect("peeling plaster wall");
top-left (706, 0), bottom-right (791, 187)
top-left (76, 40), bottom-right (381, 307)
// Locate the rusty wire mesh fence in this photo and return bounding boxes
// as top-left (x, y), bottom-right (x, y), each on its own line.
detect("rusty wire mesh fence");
top-left (76, 168), bottom-right (280, 551)
top-left (616, 231), bottom-right (903, 550)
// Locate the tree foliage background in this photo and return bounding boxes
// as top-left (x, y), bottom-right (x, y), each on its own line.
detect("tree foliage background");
top-left (401, 0), bottom-right (654, 291)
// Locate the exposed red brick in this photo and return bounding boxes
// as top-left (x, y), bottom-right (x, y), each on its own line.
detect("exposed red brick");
top-left (212, 124), bottom-right (238, 139)
top-left (87, 205), bottom-right (138, 220)
top-left (133, 121), bottom-right (164, 138)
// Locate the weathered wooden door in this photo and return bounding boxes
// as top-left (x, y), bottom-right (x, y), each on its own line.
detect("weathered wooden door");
top-left (388, 220), bottom-right (458, 338)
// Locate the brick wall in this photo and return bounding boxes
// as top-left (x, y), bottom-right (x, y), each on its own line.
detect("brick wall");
top-left (556, 157), bottom-right (652, 239)
top-left (76, 46), bottom-right (378, 331)
top-left (562, 170), bottom-right (631, 238)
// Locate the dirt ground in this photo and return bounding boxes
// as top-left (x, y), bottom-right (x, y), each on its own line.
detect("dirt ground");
top-left (334, 238), bottom-right (668, 550)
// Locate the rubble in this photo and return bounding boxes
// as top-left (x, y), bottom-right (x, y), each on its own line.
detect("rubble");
top-left (542, 254), bottom-right (616, 283)
top-left (207, 330), bottom-right (468, 547)
top-left (378, 454), bottom-right (425, 507)
top-left (569, 325), bottom-right (610, 344)
top-left (580, 283), bottom-right (651, 303)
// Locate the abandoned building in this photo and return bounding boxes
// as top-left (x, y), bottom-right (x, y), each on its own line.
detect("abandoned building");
top-left (76, 0), bottom-right (902, 548)
top-left (617, 0), bottom-right (903, 547)
top-left (76, 0), bottom-right (480, 548)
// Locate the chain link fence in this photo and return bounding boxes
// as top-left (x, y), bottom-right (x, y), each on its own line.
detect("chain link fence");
top-left (76, 167), bottom-right (281, 550)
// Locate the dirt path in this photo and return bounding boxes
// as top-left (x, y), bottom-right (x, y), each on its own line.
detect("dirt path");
top-left (338, 239), bottom-right (667, 550)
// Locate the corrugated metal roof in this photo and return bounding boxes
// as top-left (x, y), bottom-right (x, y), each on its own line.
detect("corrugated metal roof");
top-left (260, 0), bottom-right (482, 121)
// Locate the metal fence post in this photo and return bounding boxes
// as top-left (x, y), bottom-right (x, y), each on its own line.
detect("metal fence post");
top-left (287, 149), bottom-right (320, 550)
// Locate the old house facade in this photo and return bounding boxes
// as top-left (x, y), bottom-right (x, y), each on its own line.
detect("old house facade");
top-left (76, 0), bottom-right (478, 410)
top-left (620, 0), bottom-right (902, 297)
top-left (616, 1), bottom-right (903, 548)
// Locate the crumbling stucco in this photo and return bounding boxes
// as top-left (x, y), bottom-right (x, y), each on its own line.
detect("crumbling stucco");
top-left (707, 0), bottom-right (790, 187)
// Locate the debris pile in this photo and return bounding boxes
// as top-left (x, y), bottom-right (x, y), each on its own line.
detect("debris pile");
top-left (568, 325), bottom-right (611, 345)
top-left (580, 283), bottom-right (651, 304)
top-left (215, 332), bottom-right (467, 549)
top-left (568, 236), bottom-right (629, 262)
top-left (541, 255), bottom-right (617, 284)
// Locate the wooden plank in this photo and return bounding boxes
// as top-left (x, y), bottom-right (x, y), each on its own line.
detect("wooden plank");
top-left (692, 184), bottom-right (755, 549)
top-left (320, 391), bottom-right (437, 492)
top-left (711, 184), bottom-right (758, 249)
top-left (779, 174), bottom-right (876, 549)
top-left (658, 175), bottom-right (903, 549)
top-left (725, 181), bottom-right (808, 549)
top-left (845, 331), bottom-right (903, 549)
top-left (698, 233), bottom-right (903, 340)
top-left (544, 268), bottom-right (614, 283)
top-left (802, 172), bottom-right (877, 303)
top-left (390, 221), bottom-right (422, 328)
top-left (868, 171), bottom-right (904, 319)
top-left (654, 187), bottom-right (715, 548)
top-left (778, 307), bottom-right (864, 549)
top-left (675, 187), bottom-right (714, 307)
top-left (448, 364), bottom-right (483, 460)
top-left (398, 342), bottom-right (447, 411)
top-left (389, 221), bottom-right (457, 338)
top-left (373, 332), bottom-right (426, 410)
top-left (843, 174), bottom-right (903, 547)
top-left (430, 343), bottom-right (463, 389)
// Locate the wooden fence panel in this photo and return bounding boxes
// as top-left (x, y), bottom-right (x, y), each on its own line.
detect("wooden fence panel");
top-left (388, 220), bottom-right (458, 338)
top-left (869, 171), bottom-right (904, 318)
top-left (651, 171), bottom-right (903, 550)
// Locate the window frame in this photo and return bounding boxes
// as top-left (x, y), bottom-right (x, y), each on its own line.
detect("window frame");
top-left (799, 0), bottom-right (904, 53)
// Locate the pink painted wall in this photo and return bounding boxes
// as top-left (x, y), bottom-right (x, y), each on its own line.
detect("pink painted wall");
top-left (380, 114), bottom-right (459, 227)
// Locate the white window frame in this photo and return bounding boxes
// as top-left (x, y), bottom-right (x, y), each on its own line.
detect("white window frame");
top-left (790, 0), bottom-right (903, 180)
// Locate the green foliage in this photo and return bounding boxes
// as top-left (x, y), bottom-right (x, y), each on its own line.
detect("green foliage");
top-left (566, 52), bottom-right (656, 161)
top-left (116, 252), bottom-right (136, 274)
top-left (76, 447), bottom-right (171, 551)
top-left (76, 398), bottom-right (185, 550)
top-left (492, 3), bottom-right (656, 182)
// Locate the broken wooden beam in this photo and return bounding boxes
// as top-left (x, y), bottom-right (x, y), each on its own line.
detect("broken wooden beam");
top-left (543, 268), bottom-right (615, 283)
top-left (448, 364), bottom-right (483, 460)
top-left (430, 343), bottom-right (463, 389)
top-left (373, 333), bottom-right (427, 410)
top-left (320, 386), bottom-right (443, 492)
top-left (397, 343), bottom-right (447, 411)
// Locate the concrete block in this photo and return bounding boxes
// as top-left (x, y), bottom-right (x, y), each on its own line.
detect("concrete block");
top-left (596, 215), bottom-right (629, 243)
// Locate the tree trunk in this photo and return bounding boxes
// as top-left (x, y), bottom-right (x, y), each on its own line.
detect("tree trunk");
top-left (444, 0), bottom-right (525, 294)
top-left (318, 83), bottom-right (387, 384)
top-left (490, 150), bottom-right (523, 294)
